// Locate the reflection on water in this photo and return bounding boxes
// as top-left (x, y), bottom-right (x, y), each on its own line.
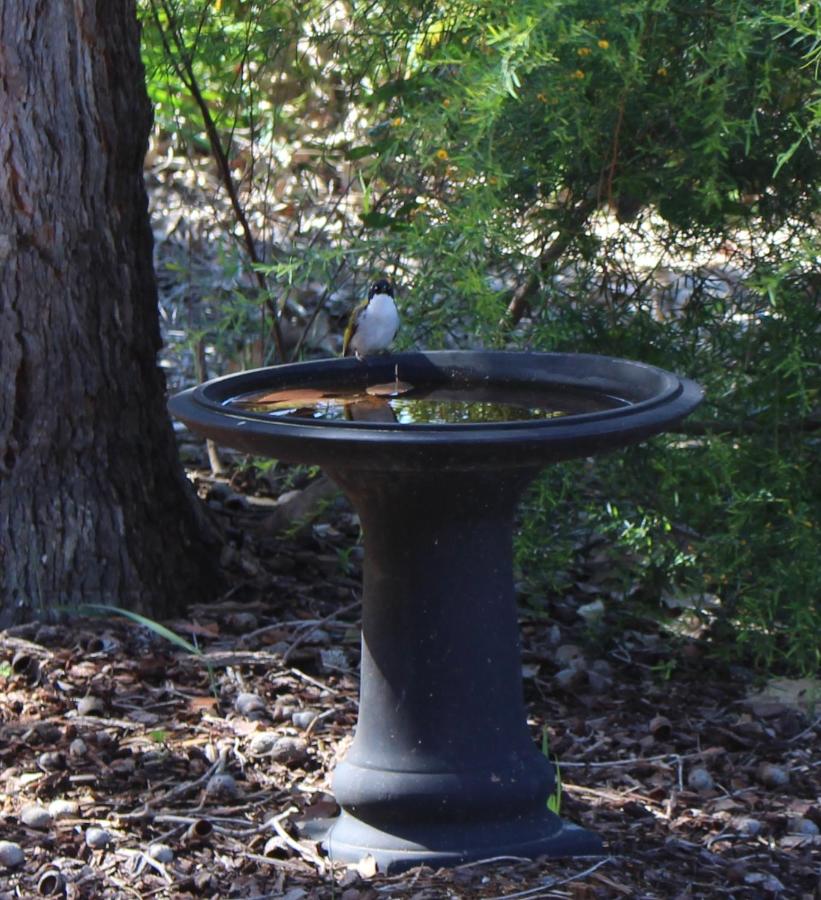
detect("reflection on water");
top-left (229, 380), bottom-right (626, 425)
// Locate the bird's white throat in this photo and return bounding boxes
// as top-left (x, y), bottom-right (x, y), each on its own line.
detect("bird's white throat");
top-left (351, 291), bottom-right (399, 355)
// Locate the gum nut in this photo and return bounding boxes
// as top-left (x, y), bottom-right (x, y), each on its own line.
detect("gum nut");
top-left (69, 738), bottom-right (88, 757)
top-left (148, 843), bottom-right (174, 863)
top-left (38, 751), bottom-right (66, 772)
top-left (687, 767), bottom-right (714, 792)
top-left (48, 799), bottom-right (79, 819)
top-left (20, 804), bottom-right (53, 829)
top-left (235, 692), bottom-right (267, 717)
top-left (206, 773), bottom-right (238, 798)
top-left (77, 695), bottom-right (105, 716)
top-left (248, 733), bottom-right (278, 756)
top-left (37, 869), bottom-right (65, 896)
top-left (85, 827), bottom-right (112, 849)
top-left (733, 816), bottom-right (762, 836)
top-left (649, 715), bottom-right (672, 737)
top-left (756, 762), bottom-right (789, 788)
top-left (0, 840), bottom-right (24, 868)
top-left (270, 736), bottom-right (308, 764)
top-left (292, 710), bottom-right (318, 730)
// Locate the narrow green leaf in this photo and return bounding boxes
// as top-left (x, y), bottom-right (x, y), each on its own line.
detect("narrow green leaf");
top-left (72, 604), bottom-right (202, 656)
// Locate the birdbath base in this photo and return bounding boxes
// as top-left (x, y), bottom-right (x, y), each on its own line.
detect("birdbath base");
top-left (317, 466), bottom-right (603, 874)
top-left (325, 810), bottom-right (600, 873)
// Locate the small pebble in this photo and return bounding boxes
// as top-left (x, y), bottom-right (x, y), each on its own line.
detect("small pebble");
top-left (77, 695), bottom-right (105, 716)
top-left (85, 827), bottom-right (112, 849)
top-left (554, 667), bottom-right (584, 689)
top-left (48, 799), bottom-right (79, 819)
top-left (555, 644), bottom-right (585, 667)
top-left (224, 611), bottom-right (258, 632)
top-left (788, 817), bottom-right (819, 836)
top-left (234, 692), bottom-right (267, 719)
top-left (744, 873), bottom-right (785, 892)
top-left (590, 659), bottom-right (612, 676)
top-left (687, 767), bottom-right (715, 792)
top-left (206, 773), bottom-right (238, 798)
top-left (292, 710), bottom-right (319, 730)
top-left (94, 730), bottom-right (113, 747)
top-left (577, 599), bottom-right (605, 621)
top-left (586, 670), bottom-right (611, 693)
top-left (756, 762), bottom-right (789, 789)
top-left (20, 804), bottom-right (52, 829)
top-left (0, 841), bottom-right (24, 868)
top-left (148, 843), bottom-right (174, 863)
top-left (320, 647), bottom-right (349, 672)
top-left (69, 738), bottom-right (88, 758)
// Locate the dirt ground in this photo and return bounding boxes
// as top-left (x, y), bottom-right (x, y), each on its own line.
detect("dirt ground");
top-left (1, 460), bottom-right (819, 900)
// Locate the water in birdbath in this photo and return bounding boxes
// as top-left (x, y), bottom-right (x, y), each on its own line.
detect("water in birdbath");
top-left (228, 381), bottom-right (627, 425)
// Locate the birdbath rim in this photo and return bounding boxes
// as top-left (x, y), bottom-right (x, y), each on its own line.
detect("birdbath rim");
top-left (168, 350), bottom-right (703, 470)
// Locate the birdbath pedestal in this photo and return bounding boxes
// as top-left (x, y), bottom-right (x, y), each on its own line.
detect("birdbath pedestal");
top-left (169, 351), bottom-right (702, 873)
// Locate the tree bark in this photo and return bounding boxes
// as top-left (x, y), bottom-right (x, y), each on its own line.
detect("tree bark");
top-left (0, 1), bottom-right (221, 626)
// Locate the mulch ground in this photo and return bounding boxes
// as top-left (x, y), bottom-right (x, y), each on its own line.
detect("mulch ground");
top-left (1, 465), bottom-right (819, 899)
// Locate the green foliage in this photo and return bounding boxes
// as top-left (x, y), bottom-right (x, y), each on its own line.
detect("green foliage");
top-left (515, 261), bottom-right (821, 673)
top-left (541, 727), bottom-right (562, 814)
top-left (358, 0), bottom-right (819, 325)
top-left (141, 1), bottom-right (820, 673)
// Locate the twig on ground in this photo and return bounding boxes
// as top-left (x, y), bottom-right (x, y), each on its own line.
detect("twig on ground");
top-left (482, 857), bottom-right (614, 900)
top-left (559, 751), bottom-right (702, 768)
top-left (455, 855), bottom-right (533, 869)
top-left (282, 599), bottom-right (360, 663)
top-left (269, 806), bottom-right (327, 870)
top-left (119, 746), bottom-right (229, 820)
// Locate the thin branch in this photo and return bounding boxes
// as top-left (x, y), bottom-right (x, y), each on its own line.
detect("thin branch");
top-left (501, 196), bottom-right (598, 329)
top-left (150, 0), bottom-right (286, 361)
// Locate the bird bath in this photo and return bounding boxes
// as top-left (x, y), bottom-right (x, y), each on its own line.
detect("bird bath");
top-left (169, 351), bottom-right (702, 873)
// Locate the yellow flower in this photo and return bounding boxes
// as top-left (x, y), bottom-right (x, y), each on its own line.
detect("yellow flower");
top-left (488, 175), bottom-right (498, 185)
top-left (536, 92), bottom-right (548, 103)
top-left (597, 39), bottom-right (609, 50)
top-left (571, 69), bottom-right (585, 80)
top-left (435, 148), bottom-right (449, 160)
top-left (577, 47), bottom-right (592, 57)
top-left (657, 66), bottom-right (669, 77)
top-left (391, 117), bottom-right (403, 127)
top-left (442, 98), bottom-right (451, 108)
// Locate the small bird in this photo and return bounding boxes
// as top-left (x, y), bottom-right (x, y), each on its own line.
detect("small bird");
top-left (342, 279), bottom-right (399, 360)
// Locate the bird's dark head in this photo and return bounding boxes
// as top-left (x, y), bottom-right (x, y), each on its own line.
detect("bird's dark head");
top-left (369, 279), bottom-right (394, 299)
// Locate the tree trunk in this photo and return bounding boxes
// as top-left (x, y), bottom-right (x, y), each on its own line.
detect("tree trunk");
top-left (0, 2), bottom-right (221, 626)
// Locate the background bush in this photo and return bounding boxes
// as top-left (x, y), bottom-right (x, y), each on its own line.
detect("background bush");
top-left (141, 0), bottom-right (820, 674)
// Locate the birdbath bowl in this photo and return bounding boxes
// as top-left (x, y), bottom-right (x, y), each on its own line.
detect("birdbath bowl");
top-left (169, 351), bottom-right (702, 873)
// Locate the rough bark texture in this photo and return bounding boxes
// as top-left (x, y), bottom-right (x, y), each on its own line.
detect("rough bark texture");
top-left (0, 1), bottom-right (221, 625)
